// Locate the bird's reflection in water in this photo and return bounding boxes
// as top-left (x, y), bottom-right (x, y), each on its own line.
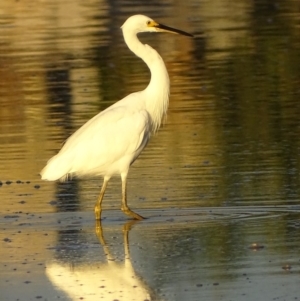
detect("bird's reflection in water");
top-left (46, 221), bottom-right (154, 301)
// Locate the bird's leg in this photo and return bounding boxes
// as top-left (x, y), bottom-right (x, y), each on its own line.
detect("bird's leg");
top-left (123, 221), bottom-right (132, 261)
top-left (122, 221), bottom-right (139, 262)
top-left (121, 174), bottom-right (145, 220)
top-left (95, 219), bottom-right (114, 261)
top-left (95, 220), bottom-right (105, 245)
top-left (94, 177), bottom-right (109, 220)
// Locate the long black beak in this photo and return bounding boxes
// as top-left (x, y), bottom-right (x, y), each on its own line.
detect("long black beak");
top-left (155, 23), bottom-right (193, 37)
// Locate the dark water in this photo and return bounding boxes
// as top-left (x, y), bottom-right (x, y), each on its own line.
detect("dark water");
top-left (1, 1), bottom-right (300, 300)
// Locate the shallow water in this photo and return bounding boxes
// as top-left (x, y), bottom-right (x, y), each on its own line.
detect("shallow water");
top-left (1, 0), bottom-right (300, 300)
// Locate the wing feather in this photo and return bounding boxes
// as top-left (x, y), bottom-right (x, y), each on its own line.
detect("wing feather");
top-left (41, 103), bottom-right (151, 181)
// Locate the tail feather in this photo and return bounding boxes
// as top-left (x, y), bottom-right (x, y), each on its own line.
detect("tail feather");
top-left (40, 154), bottom-right (71, 181)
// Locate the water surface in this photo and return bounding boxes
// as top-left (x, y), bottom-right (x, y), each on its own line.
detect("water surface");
top-left (1, 0), bottom-right (300, 300)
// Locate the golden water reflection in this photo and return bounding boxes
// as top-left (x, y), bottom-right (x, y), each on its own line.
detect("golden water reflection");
top-left (47, 221), bottom-right (153, 300)
top-left (1, 0), bottom-right (300, 300)
top-left (0, 0), bottom-right (299, 212)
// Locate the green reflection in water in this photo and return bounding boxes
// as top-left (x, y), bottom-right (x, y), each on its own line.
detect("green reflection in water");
top-left (0, 1), bottom-right (300, 300)
top-left (203, 0), bottom-right (300, 206)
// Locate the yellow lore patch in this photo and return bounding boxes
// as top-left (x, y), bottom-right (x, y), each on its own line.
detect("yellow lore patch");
top-left (147, 20), bottom-right (159, 28)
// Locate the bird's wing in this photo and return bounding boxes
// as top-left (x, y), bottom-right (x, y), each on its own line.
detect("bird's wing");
top-left (42, 104), bottom-right (151, 180)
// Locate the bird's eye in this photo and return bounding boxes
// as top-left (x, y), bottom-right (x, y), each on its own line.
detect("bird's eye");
top-left (147, 20), bottom-right (151, 26)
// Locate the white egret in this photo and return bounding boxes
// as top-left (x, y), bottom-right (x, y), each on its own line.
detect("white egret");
top-left (41, 15), bottom-right (193, 220)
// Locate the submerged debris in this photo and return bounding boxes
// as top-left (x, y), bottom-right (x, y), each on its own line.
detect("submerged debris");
top-left (249, 243), bottom-right (265, 250)
top-left (282, 264), bottom-right (292, 271)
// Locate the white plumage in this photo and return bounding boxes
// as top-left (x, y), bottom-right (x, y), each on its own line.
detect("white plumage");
top-left (41, 15), bottom-right (192, 220)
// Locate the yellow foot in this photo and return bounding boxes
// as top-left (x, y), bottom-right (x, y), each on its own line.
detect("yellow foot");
top-left (121, 206), bottom-right (145, 220)
top-left (123, 220), bottom-right (140, 231)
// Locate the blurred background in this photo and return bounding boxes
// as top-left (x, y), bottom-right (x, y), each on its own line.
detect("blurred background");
top-left (0, 0), bottom-right (300, 300)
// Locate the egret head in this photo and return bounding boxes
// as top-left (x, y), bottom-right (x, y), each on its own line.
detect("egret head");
top-left (121, 15), bottom-right (193, 37)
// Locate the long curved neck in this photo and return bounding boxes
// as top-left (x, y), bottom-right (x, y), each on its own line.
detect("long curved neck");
top-left (123, 31), bottom-right (170, 132)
